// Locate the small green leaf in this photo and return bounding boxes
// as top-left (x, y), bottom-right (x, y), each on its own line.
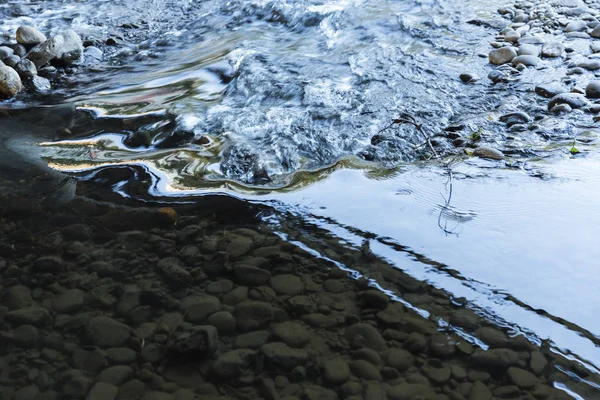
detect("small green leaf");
top-left (570, 146), bottom-right (580, 155)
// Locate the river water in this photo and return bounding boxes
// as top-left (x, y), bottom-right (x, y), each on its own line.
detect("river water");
top-left (3, 0), bottom-right (600, 386)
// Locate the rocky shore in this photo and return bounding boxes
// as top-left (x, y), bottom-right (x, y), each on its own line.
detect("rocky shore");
top-left (0, 157), bottom-right (598, 400)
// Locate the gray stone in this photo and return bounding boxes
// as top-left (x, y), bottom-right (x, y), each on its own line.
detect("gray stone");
top-left (207, 311), bottom-right (237, 333)
top-left (586, 81), bottom-right (600, 98)
top-left (504, 30), bottom-right (521, 43)
top-left (551, 104), bottom-right (573, 114)
top-left (29, 75), bottom-right (51, 93)
top-left (234, 330), bottom-right (270, 349)
top-left (86, 316), bottom-right (131, 348)
top-left (206, 279), bottom-right (234, 294)
top-left (0, 46), bottom-right (14, 60)
top-left (86, 382), bottom-right (118, 400)
top-left (170, 325), bottom-right (219, 355)
top-left (592, 42), bottom-right (600, 53)
top-left (84, 46), bottom-right (103, 63)
top-left (511, 55), bottom-right (541, 67)
top-left (384, 348), bottom-right (414, 371)
top-left (270, 274), bottom-right (304, 296)
top-left (261, 342), bottom-right (309, 371)
top-left (459, 73), bottom-right (479, 83)
top-left (548, 93), bottom-right (591, 110)
top-left (6, 307), bottom-right (51, 326)
top-left (4, 55), bottom-right (20, 68)
top-left (140, 344), bottom-right (166, 364)
top-left (272, 321), bottom-right (311, 348)
top-left (34, 256), bottom-right (64, 273)
top-left (157, 257), bottom-right (193, 285)
top-left (324, 359), bottom-right (351, 383)
top-left (98, 366), bottom-right (133, 386)
top-left (471, 349), bottom-right (519, 369)
top-left (489, 47), bottom-right (517, 65)
top-left (13, 324), bottom-right (39, 348)
top-left (26, 35), bottom-right (64, 68)
top-left (345, 323), bottom-right (387, 350)
top-left (349, 359), bottom-right (382, 381)
top-left (430, 334), bottom-right (455, 357)
top-left (592, 25), bottom-right (600, 38)
top-left (388, 384), bottom-right (436, 400)
top-left (54, 289), bottom-right (85, 314)
top-left (535, 82), bottom-right (567, 98)
top-left (181, 295), bottom-right (220, 322)
top-left (507, 367), bottom-right (538, 388)
top-left (469, 381), bottom-right (492, 400)
top-left (530, 351), bottom-right (548, 375)
top-left (3, 285), bottom-right (33, 310)
top-left (56, 30), bottom-right (83, 65)
top-left (16, 26), bottom-right (47, 47)
top-left (0, 65), bottom-right (22, 97)
top-left (518, 44), bottom-right (539, 56)
top-left (235, 301), bottom-right (273, 332)
top-left (212, 349), bottom-right (255, 378)
top-left (233, 265), bottom-right (271, 286)
top-left (472, 147), bottom-right (505, 160)
top-left (542, 42), bottom-right (564, 57)
top-left (63, 377), bottom-right (93, 398)
top-left (565, 20), bottom-right (587, 32)
top-left (423, 364), bottom-right (451, 384)
top-left (106, 347), bottom-right (137, 364)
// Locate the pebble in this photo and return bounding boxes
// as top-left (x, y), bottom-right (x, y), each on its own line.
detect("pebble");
top-left (235, 301), bottom-right (273, 331)
top-left (0, 46), bottom-right (14, 59)
top-left (324, 359), bottom-right (351, 383)
top-left (212, 349), bottom-right (255, 379)
top-left (15, 58), bottom-right (37, 80)
top-left (586, 81), bottom-right (600, 98)
top-left (6, 307), bottom-right (51, 326)
top-left (471, 348), bottom-right (518, 368)
top-left (233, 265), bottom-right (271, 286)
top-left (548, 92), bottom-right (591, 110)
top-left (542, 42), bottom-right (564, 57)
top-left (270, 274), bottom-right (304, 296)
top-left (54, 289), bottom-right (85, 313)
top-left (181, 295), bottom-right (220, 322)
top-left (565, 20), bottom-right (587, 32)
top-left (345, 323), bottom-right (387, 350)
top-left (388, 384), bottom-right (436, 400)
top-left (535, 82), bottom-right (567, 98)
top-left (530, 351), bottom-right (548, 375)
top-left (26, 35), bottom-right (64, 68)
top-left (261, 342), bottom-right (309, 371)
top-left (518, 44), bottom-right (539, 56)
top-left (13, 324), bottom-right (39, 347)
top-left (507, 367), bottom-right (538, 388)
top-left (577, 59), bottom-right (600, 70)
top-left (489, 47), bottom-right (517, 65)
top-left (86, 382), bottom-right (118, 400)
top-left (273, 321), bottom-right (311, 347)
top-left (207, 311), bottom-right (237, 333)
top-left (349, 359), bottom-right (382, 381)
top-left (592, 25), bottom-right (600, 38)
top-left (234, 330), bottom-right (270, 349)
top-left (469, 381), bottom-right (492, 400)
top-left (86, 316), bottom-right (131, 348)
top-left (472, 147), bottom-right (505, 160)
top-left (511, 54), bottom-right (541, 66)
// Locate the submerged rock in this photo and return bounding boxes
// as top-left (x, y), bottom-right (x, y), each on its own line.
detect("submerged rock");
top-left (548, 93), bottom-right (591, 110)
top-left (0, 65), bottom-right (23, 97)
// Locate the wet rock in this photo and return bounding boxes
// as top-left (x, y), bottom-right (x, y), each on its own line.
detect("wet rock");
top-left (116, 379), bottom-right (146, 400)
top-left (472, 146), bottom-right (505, 160)
top-left (14, 386), bottom-right (39, 400)
top-left (84, 46), bottom-right (103, 63)
top-left (235, 301), bottom-right (273, 332)
top-left (345, 323), bottom-right (387, 351)
top-left (206, 279), bottom-right (234, 294)
top-left (504, 30), bottom-right (521, 43)
top-left (261, 342), bottom-right (309, 371)
top-left (14, 58), bottom-right (36, 79)
top-left (303, 385), bottom-right (338, 400)
top-left (234, 330), bottom-right (270, 349)
top-left (233, 265), bottom-right (271, 286)
top-left (63, 377), bottom-right (92, 398)
top-left (471, 348), bottom-right (519, 369)
top-left (16, 26), bottom-right (47, 47)
top-left (548, 93), bottom-right (591, 110)
top-left (170, 325), bottom-right (219, 355)
top-left (273, 321), bottom-right (311, 347)
top-left (349, 359), bottom-right (382, 381)
top-left (423, 364), bottom-right (451, 384)
top-left (542, 42), bottom-right (565, 57)
top-left (384, 348), bottom-right (414, 371)
top-left (323, 279), bottom-right (345, 293)
top-left (212, 349), bottom-right (255, 379)
top-left (181, 295), bottom-right (220, 323)
top-left (223, 234), bottom-right (253, 258)
top-left (4, 55), bottom-right (20, 68)
top-left (430, 334), bottom-right (455, 357)
top-left (0, 46), bottom-right (14, 59)
top-left (222, 286), bottom-right (249, 306)
top-left (270, 274), bottom-right (304, 296)
top-left (488, 70), bottom-right (509, 84)
top-left (29, 75), bottom-right (51, 93)
top-left (86, 316), bottom-right (131, 348)
top-left (13, 324), bottom-right (39, 347)
top-left (106, 347), bottom-right (137, 364)
top-left (530, 351), bottom-right (548, 375)
top-left (518, 44), bottom-right (539, 56)
top-left (586, 81), bottom-right (600, 98)
top-left (26, 35), bottom-right (64, 68)
top-left (98, 366), bottom-right (133, 386)
top-left (507, 367), bottom-right (538, 388)
top-left (489, 47), bottom-right (517, 65)
top-left (0, 65), bottom-right (22, 97)
top-left (551, 103), bottom-right (573, 114)
top-left (140, 343), bottom-right (166, 364)
top-left (591, 25), bottom-right (600, 38)
top-left (577, 59), bottom-right (600, 70)
top-left (54, 289), bottom-right (85, 313)
top-left (55, 30), bottom-right (84, 65)
top-left (493, 385), bottom-right (520, 398)
top-left (207, 311), bottom-right (237, 334)
top-left (6, 307), bottom-right (51, 326)
top-left (468, 381), bottom-right (492, 400)
top-left (3, 285), bottom-right (33, 310)
top-left (565, 20), bottom-right (587, 32)
top-left (388, 384), bottom-right (436, 400)
top-left (157, 257), bottom-right (193, 286)
top-left (511, 54), bottom-right (541, 67)
top-left (450, 365), bottom-right (467, 380)
top-left (363, 290), bottom-right (390, 309)
top-left (86, 382), bottom-right (118, 400)
top-left (459, 73), bottom-right (479, 83)
top-left (535, 82), bottom-right (567, 98)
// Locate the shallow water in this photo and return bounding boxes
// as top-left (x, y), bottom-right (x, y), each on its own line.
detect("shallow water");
top-left (3, 0), bottom-right (600, 387)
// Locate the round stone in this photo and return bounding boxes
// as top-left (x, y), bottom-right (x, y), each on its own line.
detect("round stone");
top-left (16, 26), bottom-right (47, 47)
top-left (270, 274), bottom-right (304, 296)
top-left (324, 359), bottom-right (351, 384)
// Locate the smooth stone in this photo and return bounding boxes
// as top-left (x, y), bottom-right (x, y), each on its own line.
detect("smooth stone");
top-left (233, 265), bottom-right (271, 286)
top-left (273, 321), bottom-right (311, 347)
top-left (106, 348), bottom-right (137, 364)
top-left (26, 35), bottom-right (64, 68)
top-left (4, 55), bottom-right (20, 68)
top-left (13, 324), bottom-right (39, 347)
top-left (548, 93), bottom-right (591, 110)
top-left (423, 365), bottom-right (452, 384)
top-left (86, 316), bottom-right (131, 348)
top-left (181, 295), bottom-right (220, 323)
top-left (459, 73), bottom-right (479, 83)
top-left (261, 342), bottom-right (309, 371)
top-left (469, 381), bottom-right (492, 400)
top-left (519, 35), bottom-right (544, 44)
top-left (324, 359), bottom-right (351, 384)
top-left (29, 75), bottom-right (51, 93)
top-left (234, 330), bottom-right (270, 349)
top-left (0, 46), bottom-right (14, 59)
top-left (55, 30), bottom-right (84, 65)
top-left (54, 289), bottom-right (85, 313)
top-left (84, 46), bottom-right (103, 62)
top-left (235, 301), bottom-right (273, 332)
top-left (349, 359), bottom-right (382, 381)
top-left (551, 103), bottom-right (573, 114)
top-left (363, 290), bottom-right (390, 309)
top-left (504, 30), bottom-right (521, 43)
top-left (16, 26), bottom-right (47, 47)
top-left (542, 42), bottom-right (564, 57)
top-left (511, 55), bottom-right (541, 66)
top-left (489, 47), bottom-right (517, 65)
top-left (270, 274), bottom-right (304, 296)
top-left (565, 20), bottom-right (587, 32)
top-left (5, 307), bottom-right (51, 326)
top-left (206, 279), bottom-right (234, 294)
top-left (0, 65), bottom-right (22, 97)
top-left (86, 382), bottom-right (118, 400)
top-left (472, 147), bottom-right (505, 160)
top-left (98, 366), bottom-right (134, 386)
top-left (345, 323), bottom-right (387, 351)
top-left (212, 349), bottom-right (255, 379)
top-left (518, 44), bottom-right (539, 56)
top-left (535, 82), bottom-right (567, 98)
top-left (488, 70), bottom-right (509, 84)
top-left (3, 285), bottom-right (33, 310)
top-left (388, 384), bottom-right (436, 400)
top-left (586, 81), bottom-right (600, 98)
top-left (471, 349), bottom-right (519, 369)
top-left (507, 367), bottom-right (538, 388)
top-left (207, 311), bottom-right (237, 334)
top-left (384, 349), bottom-right (414, 371)
top-left (430, 334), bottom-right (455, 357)
top-left (592, 42), bottom-right (600, 53)
top-left (592, 25), bottom-right (600, 38)
top-left (530, 351), bottom-right (548, 375)
top-left (323, 279), bottom-right (345, 293)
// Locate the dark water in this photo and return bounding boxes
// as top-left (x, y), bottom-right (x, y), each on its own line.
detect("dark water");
top-left (3, 0), bottom-right (600, 390)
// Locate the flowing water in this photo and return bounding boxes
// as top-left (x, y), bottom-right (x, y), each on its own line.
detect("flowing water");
top-left (3, 0), bottom-right (600, 386)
